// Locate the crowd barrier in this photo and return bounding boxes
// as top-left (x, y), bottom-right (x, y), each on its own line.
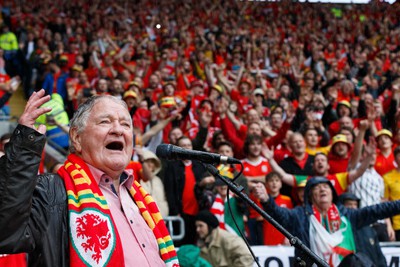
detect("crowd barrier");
top-left (166, 215), bottom-right (400, 266)
top-left (250, 244), bottom-right (400, 267)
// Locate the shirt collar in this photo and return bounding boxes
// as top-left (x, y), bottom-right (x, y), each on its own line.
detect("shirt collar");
top-left (86, 163), bottom-right (134, 187)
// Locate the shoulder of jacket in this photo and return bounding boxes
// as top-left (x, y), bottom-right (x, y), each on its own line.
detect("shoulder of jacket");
top-left (37, 173), bottom-right (67, 203)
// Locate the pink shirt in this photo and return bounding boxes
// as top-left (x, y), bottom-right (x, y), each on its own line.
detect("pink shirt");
top-left (88, 165), bottom-right (165, 267)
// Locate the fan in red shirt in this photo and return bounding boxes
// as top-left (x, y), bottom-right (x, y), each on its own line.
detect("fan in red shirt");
top-left (262, 172), bottom-right (293, 245)
top-left (327, 134), bottom-right (352, 174)
top-left (238, 134), bottom-right (271, 245)
top-left (374, 129), bottom-right (396, 177)
top-left (230, 78), bottom-right (252, 115)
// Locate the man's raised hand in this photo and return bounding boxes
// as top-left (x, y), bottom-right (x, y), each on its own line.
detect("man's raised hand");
top-left (18, 89), bottom-right (52, 134)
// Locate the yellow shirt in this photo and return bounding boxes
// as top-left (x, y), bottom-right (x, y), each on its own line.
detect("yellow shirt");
top-left (306, 145), bottom-right (331, 156)
top-left (383, 169), bottom-right (400, 230)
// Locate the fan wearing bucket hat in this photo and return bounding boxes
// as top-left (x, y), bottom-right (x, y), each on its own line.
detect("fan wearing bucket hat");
top-left (336, 100), bottom-right (352, 118)
top-left (253, 176), bottom-right (400, 266)
top-left (327, 134), bottom-right (353, 174)
top-left (195, 210), bottom-right (254, 267)
top-left (208, 84), bottom-right (224, 103)
top-left (157, 96), bottom-right (183, 143)
top-left (374, 129), bottom-right (395, 176)
top-left (123, 90), bottom-right (139, 109)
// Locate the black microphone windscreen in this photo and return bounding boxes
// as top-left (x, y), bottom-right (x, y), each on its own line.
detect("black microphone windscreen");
top-left (156, 144), bottom-right (171, 159)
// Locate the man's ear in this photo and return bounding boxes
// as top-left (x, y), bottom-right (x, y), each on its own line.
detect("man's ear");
top-left (69, 127), bottom-right (82, 153)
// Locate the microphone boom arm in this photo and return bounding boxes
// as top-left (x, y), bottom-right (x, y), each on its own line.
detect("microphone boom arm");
top-left (205, 163), bottom-right (329, 267)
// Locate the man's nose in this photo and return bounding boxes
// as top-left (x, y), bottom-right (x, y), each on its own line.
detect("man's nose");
top-left (111, 122), bottom-right (124, 136)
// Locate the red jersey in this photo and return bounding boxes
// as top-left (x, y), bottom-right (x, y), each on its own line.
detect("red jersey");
top-left (375, 151), bottom-right (396, 177)
top-left (240, 157), bottom-right (271, 219)
top-left (328, 154), bottom-right (349, 174)
top-left (240, 157), bottom-right (271, 179)
top-left (230, 90), bottom-right (250, 114)
top-left (263, 194), bottom-right (293, 245)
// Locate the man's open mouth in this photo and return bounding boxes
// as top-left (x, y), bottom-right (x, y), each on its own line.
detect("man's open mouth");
top-left (106, 141), bottom-right (124, 151)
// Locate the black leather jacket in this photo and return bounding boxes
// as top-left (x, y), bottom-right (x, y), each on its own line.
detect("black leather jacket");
top-left (0, 125), bottom-right (69, 267)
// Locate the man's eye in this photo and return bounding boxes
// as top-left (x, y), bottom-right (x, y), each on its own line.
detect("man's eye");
top-left (100, 120), bottom-right (110, 124)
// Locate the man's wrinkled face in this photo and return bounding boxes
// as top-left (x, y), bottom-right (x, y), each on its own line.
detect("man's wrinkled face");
top-left (311, 183), bottom-right (333, 208)
top-left (71, 99), bottom-right (133, 179)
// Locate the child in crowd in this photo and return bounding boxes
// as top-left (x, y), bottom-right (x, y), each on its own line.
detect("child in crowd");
top-left (262, 172), bottom-right (293, 245)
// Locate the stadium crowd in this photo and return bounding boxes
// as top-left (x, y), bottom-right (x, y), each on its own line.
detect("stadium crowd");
top-left (1, 0), bottom-right (400, 266)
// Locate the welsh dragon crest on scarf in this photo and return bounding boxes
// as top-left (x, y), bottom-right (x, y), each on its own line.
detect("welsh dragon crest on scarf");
top-left (58, 154), bottom-right (179, 267)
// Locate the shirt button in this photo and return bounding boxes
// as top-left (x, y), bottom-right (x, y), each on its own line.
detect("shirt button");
top-left (130, 220), bottom-right (133, 224)
top-left (142, 243), bottom-right (145, 248)
top-left (15, 129), bottom-right (20, 134)
top-left (28, 134), bottom-right (35, 141)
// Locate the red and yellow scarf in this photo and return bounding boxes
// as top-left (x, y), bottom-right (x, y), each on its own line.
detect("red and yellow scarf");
top-left (58, 154), bottom-right (179, 267)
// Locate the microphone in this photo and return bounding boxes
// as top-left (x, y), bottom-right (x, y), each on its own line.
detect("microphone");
top-left (156, 144), bottom-right (241, 165)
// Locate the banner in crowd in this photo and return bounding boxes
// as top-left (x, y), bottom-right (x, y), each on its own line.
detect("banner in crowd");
top-left (251, 245), bottom-right (400, 267)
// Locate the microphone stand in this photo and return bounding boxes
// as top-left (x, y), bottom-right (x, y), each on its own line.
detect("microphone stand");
top-left (205, 163), bottom-right (329, 267)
